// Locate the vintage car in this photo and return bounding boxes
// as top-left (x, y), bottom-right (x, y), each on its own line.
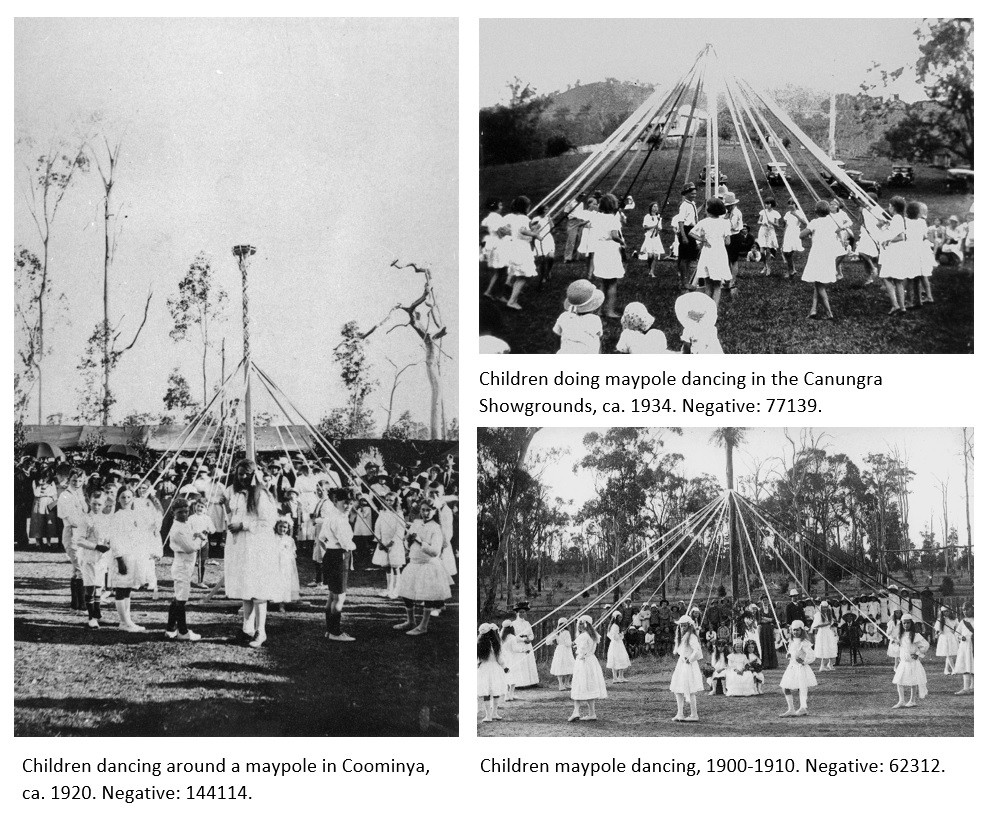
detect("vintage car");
top-left (698, 164), bottom-right (728, 185)
top-left (765, 162), bottom-right (793, 185)
top-left (945, 168), bottom-right (974, 192)
top-left (828, 169), bottom-right (881, 198)
top-left (887, 165), bottom-right (915, 187)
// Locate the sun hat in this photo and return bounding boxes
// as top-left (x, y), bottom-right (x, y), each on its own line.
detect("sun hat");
top-left (675, 291), bottom-right (717, 329)
top-left (621, 302), bottom-right (655, 332)
top-left (948, 215), bottom-right (960, 223)
top-left (577, 614), bottom-right (593, 625)
top-left (789, 588), bottom-right (800, 597)
top-left (900, 612), bottom-right (915, 622)
top-left (681, 183), bottom-right (696, 195)
top-left (557, 617), bottom-right (568, 626)
top-left (722, 190), bottom-right (740, 206)
top-left (676, 615), bottom-right (694, 626)
top-left (563, 279), bottom-right (605, 314)
top-left (790, 620), bottom-right (805, 631)
top-left (514, 601), bottom-right (530, 612)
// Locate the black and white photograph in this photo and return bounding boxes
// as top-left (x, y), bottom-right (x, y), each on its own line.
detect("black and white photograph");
top-left (477, 427), bottom-right (974, 736)
top-left (13, 18), bottom-right (458, 737)
top-left (478, 19), bottom-right (974, 354)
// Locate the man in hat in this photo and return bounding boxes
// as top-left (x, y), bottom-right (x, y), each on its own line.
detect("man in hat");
top-left (511, 602), bottom-right (540, 687)
top-left (676, 183), bottom-right (700, 289)
top-left (784, 589), bottom-right (807, 627)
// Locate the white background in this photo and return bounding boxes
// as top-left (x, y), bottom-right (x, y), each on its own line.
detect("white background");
top-left (5, 4), bottom-right (989, 820)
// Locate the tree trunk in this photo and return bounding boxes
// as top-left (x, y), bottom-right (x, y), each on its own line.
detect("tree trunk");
top-left (425, 337), bottom-right (441, 439)
top-left (102, 192), bottom-right (111, 426)
top-left (38, 239), bottom-right (48, 426)
top-left (963, 428), bottom-right (973, 581)
top-left (726, 442), bottom-right (739, 602)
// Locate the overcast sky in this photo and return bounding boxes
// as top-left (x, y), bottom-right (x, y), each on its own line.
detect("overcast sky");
top-left (480, 18), bottom-right (927, 106)
top-left (15, 18), bottom-right (457, 428)
top-left (526, 428), bottom-right (973, 549)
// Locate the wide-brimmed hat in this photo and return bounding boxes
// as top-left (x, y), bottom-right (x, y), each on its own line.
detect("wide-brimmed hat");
top-left (676, 615), bottom-right (694, 626)
top-left (681, 183), bottom-right (696, 195)
top-left (577, 614), bottom-right (593, 625)
top-left (900, 613), bottom-right (915, 622)
top-left (675, 291), bottom-right (717, 328)
top-left (621, 301), bottom-right (654, 332)
top-left (888, 584), bottom-right (899, 591)
top-left (722, 191), bottom-right (740, 206)
top-left (789, 588), bottom-right (800, 597)
top-left (557, 617), bottom-right (568, 626)
top-left (513, 601), bottom-right (530, 612)
top-left (563, 279), bottom-right (605, 314)
top-left (790, 620), bottom-right (805, 631)
top-left (948, 215), bottom-right (960, 223)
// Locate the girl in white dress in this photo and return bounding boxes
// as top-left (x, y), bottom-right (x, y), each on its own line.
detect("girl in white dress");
top-left (480, 198), bottom-right (504, 267)
top-left (478, 624), bottom-right (506, 722)
top-left (892, 613), bottom-right (930, 708)
top-left (576, 196), bottom-right (599, 276)
top-left (134, 483), bottom-right (163, 599)
top-left (547, 617), bottom-right (574, 690)
top-left (757, 197), bottom-right (781, 277)
top-left (640, 202), bottom-right (665, 277)
top-left (855, 201), bottom-right (885, 286)
top-left (780, 200), bottom-right (806, 278)
top-left (553, 279), bottom-right (604, 354)
top-left (274, 516), bottom-right (301, 611)
top-left (396, 502), bottom-right (451, 635)
top-left (812, 602), bottom-right (838, 671)
top-left (799, 200), bottom-right (837, 320)
top-left (569, 615), bottom-right (607, 722)
top-left (933, 605), bottom-right (960, 674)
top-left (725, 639), bottom-right (759, 696)
top-left (590, 194), bottom-right (626, 318)
top-left (779, 620), bottom-right (817, 716)
top-left (531, 204), bottom-right (556, 285)
top-left (707, 640), bottom-right (728, 695)
top-left (670, 615), bottom-right (704, 722)
top-left (906, 201), bottom-right (935, 306)
top-left (502, 195), bottom-right (542, 311)
top-left (616, 302), bottom-right (660, 354)
top-left (689, 197), bottom-right (732, 307)
top-left (828, 199), bottom-right (854, 280)
top-left (481, 200), bottom-right (509, 301)
top-left (878, 196), bottom-right (911, 315)
top-left (743, 639), bottom-right (765, 694)
top-left (501, 621), bottom-right (526, 702)
top-left (886, 610), bottom-right (904, 671)
top-left (953, 605), bottom-right (974, 695)
top-left (606, 612), bottom-right (631, 683)
top-left (372, 491), bottom-right (406, 598)
top-left (108, 487), bottom-right (150, 633)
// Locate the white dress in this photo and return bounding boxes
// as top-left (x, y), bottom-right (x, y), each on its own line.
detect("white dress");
top-left (782, 211), bottom-right (804, 253)
top-left (856, 208), bottom-right (884, 258)
top-left (691, 217), bottom-right (732, 282)
top-left (640, 214), bottom-right (665, 256)
top-left (669, 633), bottom-right (705, 696)
top-left (953, 620), bottom-right (974, 674)
top-left (606, 623), bottom-right (631, 670)
top-left (512, 616), bottom-right (540, 686)
top-left (553, 311), bottom-right (602, 354)
top-left (295, 475), bottom-right (319, 540)
top-left (480, 211), bottom-right (504, 266)
top-left (108, 507), bottom-right (150, 589)
top-left (502, 635), bottom-right (526, 687)
top-left (801, 216), bottom-right (840, 284)
top-left (225, 490), bottom-right (283, 601)
top-left (372, 508), bottom-right (406, 567)
top-left (878, 216), bottom-right (913, 280)
top-left (906, 217), bottom-right (935, 277)
top-left (779, 639), bottom-right (818, 689)
top-left (571, 632), bottom-right (608, 700)
top-left (396, 520), bottom-right (451, 602)
top-left (886, 621), bottom-right (902, 658)
top-left (724, 652), bottom-right (758, 696)
top-left (590, 212), bottom-right (625, 280)
top-left (757, 209), bottom-right (781, 249)
top-left (505, 213), bottom-right (538, 279)
top-left (934, 618), bottom-right (960, 657)
top-left (812, 618), bottom-right (838, 658)
top-left (275, 534), bottom-right (301, 602)
top-left (549, 629), bottom-right (575, 676)
top-left (477, 647), bottom-right (507, 698)
top-left (576, 208), bottom-right (594, 255)
top-left (892, 633), bottom-right (930, 696)
top-left (531, 214), bottom-right (555, 258)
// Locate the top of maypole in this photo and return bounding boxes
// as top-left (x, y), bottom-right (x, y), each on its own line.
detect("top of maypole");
top-left (232, 245), bottom-right (256, 260)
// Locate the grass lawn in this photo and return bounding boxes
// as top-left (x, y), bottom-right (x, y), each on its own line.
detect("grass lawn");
top-left (14, 548), bottom-right (458, 737)
top-left (477, 646), bottom-right (973, 737)
top-left (480, 149), bottom-right (973, 354)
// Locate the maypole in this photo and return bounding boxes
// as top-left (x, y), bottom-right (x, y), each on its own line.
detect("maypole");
top-left (232, 244), bottom-right (256, 462)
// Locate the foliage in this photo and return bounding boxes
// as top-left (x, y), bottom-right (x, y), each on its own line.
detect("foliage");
top-left (333, 321), bottom-right (378, 438)
top-left (382, 410), bottom-right (429, 440)
top-left (479, 78), bottom-right (557, 166)
top-left (13, 246), bottom-right (47, 418)
top-left (317, 406), bottom-right (375, 442)
top-left (162, 368), bottom-right (197, 425)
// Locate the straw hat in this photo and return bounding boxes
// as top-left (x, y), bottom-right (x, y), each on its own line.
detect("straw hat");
top-left (675, 291), bottom-right (717, 329)
top-left (622, 302), bottom-right (655, 332)
top-left (722, 190), bottom-right (740, 206)
top-left (789, 588), bottom-right (800, 597)
top-left (563, 280), bottom-right (604, 315)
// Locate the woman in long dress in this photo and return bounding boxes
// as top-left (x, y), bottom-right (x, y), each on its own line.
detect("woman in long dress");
top-left (547, 617), bottom-right (574, 690)
top-left (225, 459), bottom-right (282, 648)
top-left (799, 200), bottom-right (838, 320)
top-left (511, 604), bottom-right (540, 687)
top-left (812, 602), bottom-right (838, 671)
top-left (395, 501), bottom-right (451, 636)
top-left (891, 613), bottom-right (930, 708)
top-left (934, 605), bottom-right (960, 675)
top-left (569, 615), bottom-right (607, 722)
top-left (953, 605), bottom-right (974, 695)
top-left (670, 615), bottom-right (704, 721)
top-left (758, 600), bottom-right (780, 669)
top-left (107, 486), bottom-right (149, 632)
top-left (606, 611), bottom-right (631, 683)
top-left (779, 620), bottom-right (817, 717)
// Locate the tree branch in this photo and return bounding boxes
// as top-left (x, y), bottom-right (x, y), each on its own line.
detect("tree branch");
top-left (117, 290), bottom-right (153, 354)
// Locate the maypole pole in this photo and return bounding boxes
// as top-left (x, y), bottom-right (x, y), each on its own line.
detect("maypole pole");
top-left (705, 44), bottom-right (720, 200)
top-left (232, 244), bottom-right (256, 462)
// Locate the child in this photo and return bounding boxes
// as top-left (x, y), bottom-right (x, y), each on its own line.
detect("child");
top-left (891, 613), bottom-right (929, 708)
top-left (725, 639), bottom-right (757, 696)
top-left (757, 197), bottom-right (781, 277)
top-left (639, 202), bottom-right (665, 277)
top-left (606, 611), bottom-right (631, 683)
top-left (689, 196), bottom-right (732, 306)
top-left (886, 609), bottom-right (904, 671)
top-left (166, 498), bottom-right (204, 641)
top-left (75, 488), bottom-right (111, 629)
top-left (188, 496), bottom-right (213, 587)
top-left (478, 623), bottom-right (506, 722)
top-left (878, 197), bottom-right (911, 315)
top-left (547, 617), bottom-right (574, 690)
top-left (952, 605), bottom-right (974, 695)
top-left (933, 605), bottom-right (960, 675)
top-left (553, 280), bottom-right (604, 353)
top-left (480, 199), bottom-right (507, 300)
top-left (799, 200), bottom-right (838, 320)
top-left (708, 640), bottom-right (729, 695)
top-left (906, 201), bottom-right (934, 305)
top-left (372, 491), bottom-right (406, 598)
top-left (274, 516), bottom-right (301, 613)
top-left (779, 620), bottom-right (816, 716)
top-left (644, 628), bottom-right (657, 656)
top-left (780, 200), bottom-right (806, 278)
top-left (675, 291), bottom-right (723, 354)
top-left (670, 615), bottom-right (704, 721)
top-left (563, 193), bottom-right (586, 263)
top-left (589, 194), bottom-right (626, 317)
top-left (108, 487), bottom-right (149, 632)
top-left (501, 620), bottom-right (526, 703)
top-left (616, 302), bottom-right (656, 354)
top-left (569, 615), bottom-right (607, 722)
top-left (855, 199), bottom-right (884, 286)
top-left (812, 601), bottom-right (838, 672)
top-left (744, 639), bottom-right (765, 694)
top-left (531, 204), bottom-right (556, 286)
top-left (828, 199), bottom-right (854, 280)
top-left (501, 195), bottom-right (542, 311)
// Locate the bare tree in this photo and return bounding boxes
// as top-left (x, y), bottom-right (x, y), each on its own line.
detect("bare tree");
top-left (380, 356), bottom-right (419, 432)
top-left (961, 428), bottom-right (973, 580)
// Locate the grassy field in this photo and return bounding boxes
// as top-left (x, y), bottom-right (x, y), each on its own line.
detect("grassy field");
top-left (480, 149), bottom-right (973, 354)
top-left (477, 646), bottom-right (973, 737)
top-left (14, 548), bottom-right (458, 737)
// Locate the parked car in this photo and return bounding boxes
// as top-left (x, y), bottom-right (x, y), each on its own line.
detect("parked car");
top-left (887, 165), bottom-right (915, 187)
top-left (819, 160), bottom-right (847, 185)
top-left (945, 168), bottom-right (974, 192)
top-left (829, 169), bottom-right (881, 198)
top-left (765, 162), bottom-right (793, 186)
top-left (698, 164), bottom-right (728, 185)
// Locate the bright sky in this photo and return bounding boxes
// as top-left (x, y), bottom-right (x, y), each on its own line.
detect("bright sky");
top-left (528, 428), bottom-right (973, 549)
top-left (14, 18), bottom-right (457, 428)
top-left (480, 18), bottom-right (927, 106)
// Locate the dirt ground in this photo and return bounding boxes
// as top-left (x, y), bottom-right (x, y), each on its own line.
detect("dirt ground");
top-left (14, 547), bottom-right (458, 737)
top-left (477, 646), bottom-right (973, 737)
